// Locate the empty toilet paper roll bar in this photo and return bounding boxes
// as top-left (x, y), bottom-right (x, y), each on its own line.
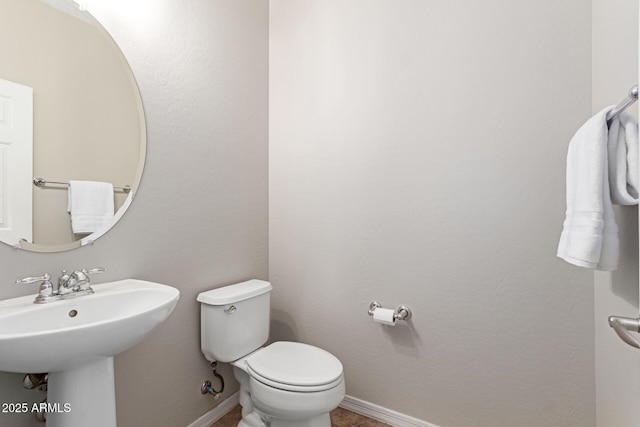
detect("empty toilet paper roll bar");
top-left (368, 301), bottom-right (412, 321)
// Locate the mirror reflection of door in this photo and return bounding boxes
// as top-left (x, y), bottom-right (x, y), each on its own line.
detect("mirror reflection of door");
top-left (0, 78), bottom-right (33, 246)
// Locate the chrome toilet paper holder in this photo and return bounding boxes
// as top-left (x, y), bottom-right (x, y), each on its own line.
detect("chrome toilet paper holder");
top-left (368, 301), bottom-right (412, 321)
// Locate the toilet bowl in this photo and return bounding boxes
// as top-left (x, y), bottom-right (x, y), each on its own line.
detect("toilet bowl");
top-left (197, 280), bottom-right (345, 427)
top-left (233, 342), bottom-right (345, 427)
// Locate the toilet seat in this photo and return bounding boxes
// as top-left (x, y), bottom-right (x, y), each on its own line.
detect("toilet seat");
top-left (246, 341), bottom-right (344, 393)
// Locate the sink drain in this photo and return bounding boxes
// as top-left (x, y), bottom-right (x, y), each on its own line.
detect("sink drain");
top-left (68, 310), bottom-right (78, 318)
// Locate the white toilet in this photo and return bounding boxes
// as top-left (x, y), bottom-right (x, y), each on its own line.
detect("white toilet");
top-left (197, 280), bottom-right (345, 427)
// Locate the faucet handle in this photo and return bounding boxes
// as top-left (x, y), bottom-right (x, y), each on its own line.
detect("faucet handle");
top-left (15, 274), bottom-right (54, 302)
top-left (16, 273), bottom-right (51, 285)
top-left (74, 267), bottom-right (105, 291)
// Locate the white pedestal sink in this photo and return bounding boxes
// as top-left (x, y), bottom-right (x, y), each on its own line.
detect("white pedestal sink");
top-left (0, 279), bottom-right (180, 427)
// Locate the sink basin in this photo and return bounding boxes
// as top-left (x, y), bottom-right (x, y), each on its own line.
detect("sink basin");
top-left (0, 279), bottom-right (180, 427)
top-left (0, 279), bottom-right (179, 373)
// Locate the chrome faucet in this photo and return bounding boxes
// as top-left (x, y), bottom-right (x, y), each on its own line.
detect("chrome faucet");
top-left (16, 268), bottom-right (106, 304)
top-left (58, 268), bottom-right (104, 293)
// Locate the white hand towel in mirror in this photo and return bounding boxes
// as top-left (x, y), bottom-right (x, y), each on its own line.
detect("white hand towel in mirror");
top-left (67, 180), bottom-right (114, 234)
top-left (80, 190), bottom-right (133, 246)
top-left (557, 106), bottom-right (618, 271)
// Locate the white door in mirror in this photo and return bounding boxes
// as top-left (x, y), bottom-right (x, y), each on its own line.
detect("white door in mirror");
top-left (0, 78), bottom-right (32, 246)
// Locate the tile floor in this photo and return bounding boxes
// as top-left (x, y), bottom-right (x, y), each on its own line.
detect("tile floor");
top-left (210, 405), bottom-right (391, 427)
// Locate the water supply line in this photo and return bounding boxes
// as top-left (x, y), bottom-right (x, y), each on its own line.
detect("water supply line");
top-left (22, 373), bottom-right (48, 423)
top-left (22, 373), bottom-right (47, 392)
top-left (201, 361), bottom-right (225, 399)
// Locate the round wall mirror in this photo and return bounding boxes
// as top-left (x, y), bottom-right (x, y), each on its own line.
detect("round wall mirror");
top-left (0, 0), bottom-right (146, 252)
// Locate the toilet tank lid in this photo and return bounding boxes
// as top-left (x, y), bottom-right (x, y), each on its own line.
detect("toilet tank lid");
top-left (197, 279), bottom-right (272, 305)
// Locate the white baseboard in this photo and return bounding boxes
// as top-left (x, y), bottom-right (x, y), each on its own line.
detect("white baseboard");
top-left (187, 392), bottom-right (436, 427)
top-left (340, 395), bottom-right (439, 427)
top-left (188, 391), bottom-right (240, 427)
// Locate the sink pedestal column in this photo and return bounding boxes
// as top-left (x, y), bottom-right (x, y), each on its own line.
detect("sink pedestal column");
top-left (47, 356), bottom-right (116, 427)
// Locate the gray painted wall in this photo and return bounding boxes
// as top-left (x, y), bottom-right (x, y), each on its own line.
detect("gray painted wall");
top-left (269, 1), bottom-right (595, 426)
top-left (0, 0), bottom-right (268, 426)
top-left (1, 1), bottom-right (635, 427)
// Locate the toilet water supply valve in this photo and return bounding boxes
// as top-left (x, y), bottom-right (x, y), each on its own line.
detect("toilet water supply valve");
top-left (22, 373), bottom-right (48, 423)
top-left (201, 361), bottom-right (225, 399)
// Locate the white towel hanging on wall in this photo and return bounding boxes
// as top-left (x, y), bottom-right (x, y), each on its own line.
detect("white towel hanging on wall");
top-left (557, 107), bottom-right (639, 271)
top-left (608, 111), bottom-right (639, 205)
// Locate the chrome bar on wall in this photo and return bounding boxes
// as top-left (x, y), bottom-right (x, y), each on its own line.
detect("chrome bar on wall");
top-left (33, 177), bottom-right (131, 193)
top-left (605, 85), bottom-right (639, 126)
top-left (608, 316), bottom-right (640, 349)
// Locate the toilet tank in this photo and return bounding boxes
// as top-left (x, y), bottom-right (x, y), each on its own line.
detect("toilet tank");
top-left (197, 279), bottom-right (272, 363)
